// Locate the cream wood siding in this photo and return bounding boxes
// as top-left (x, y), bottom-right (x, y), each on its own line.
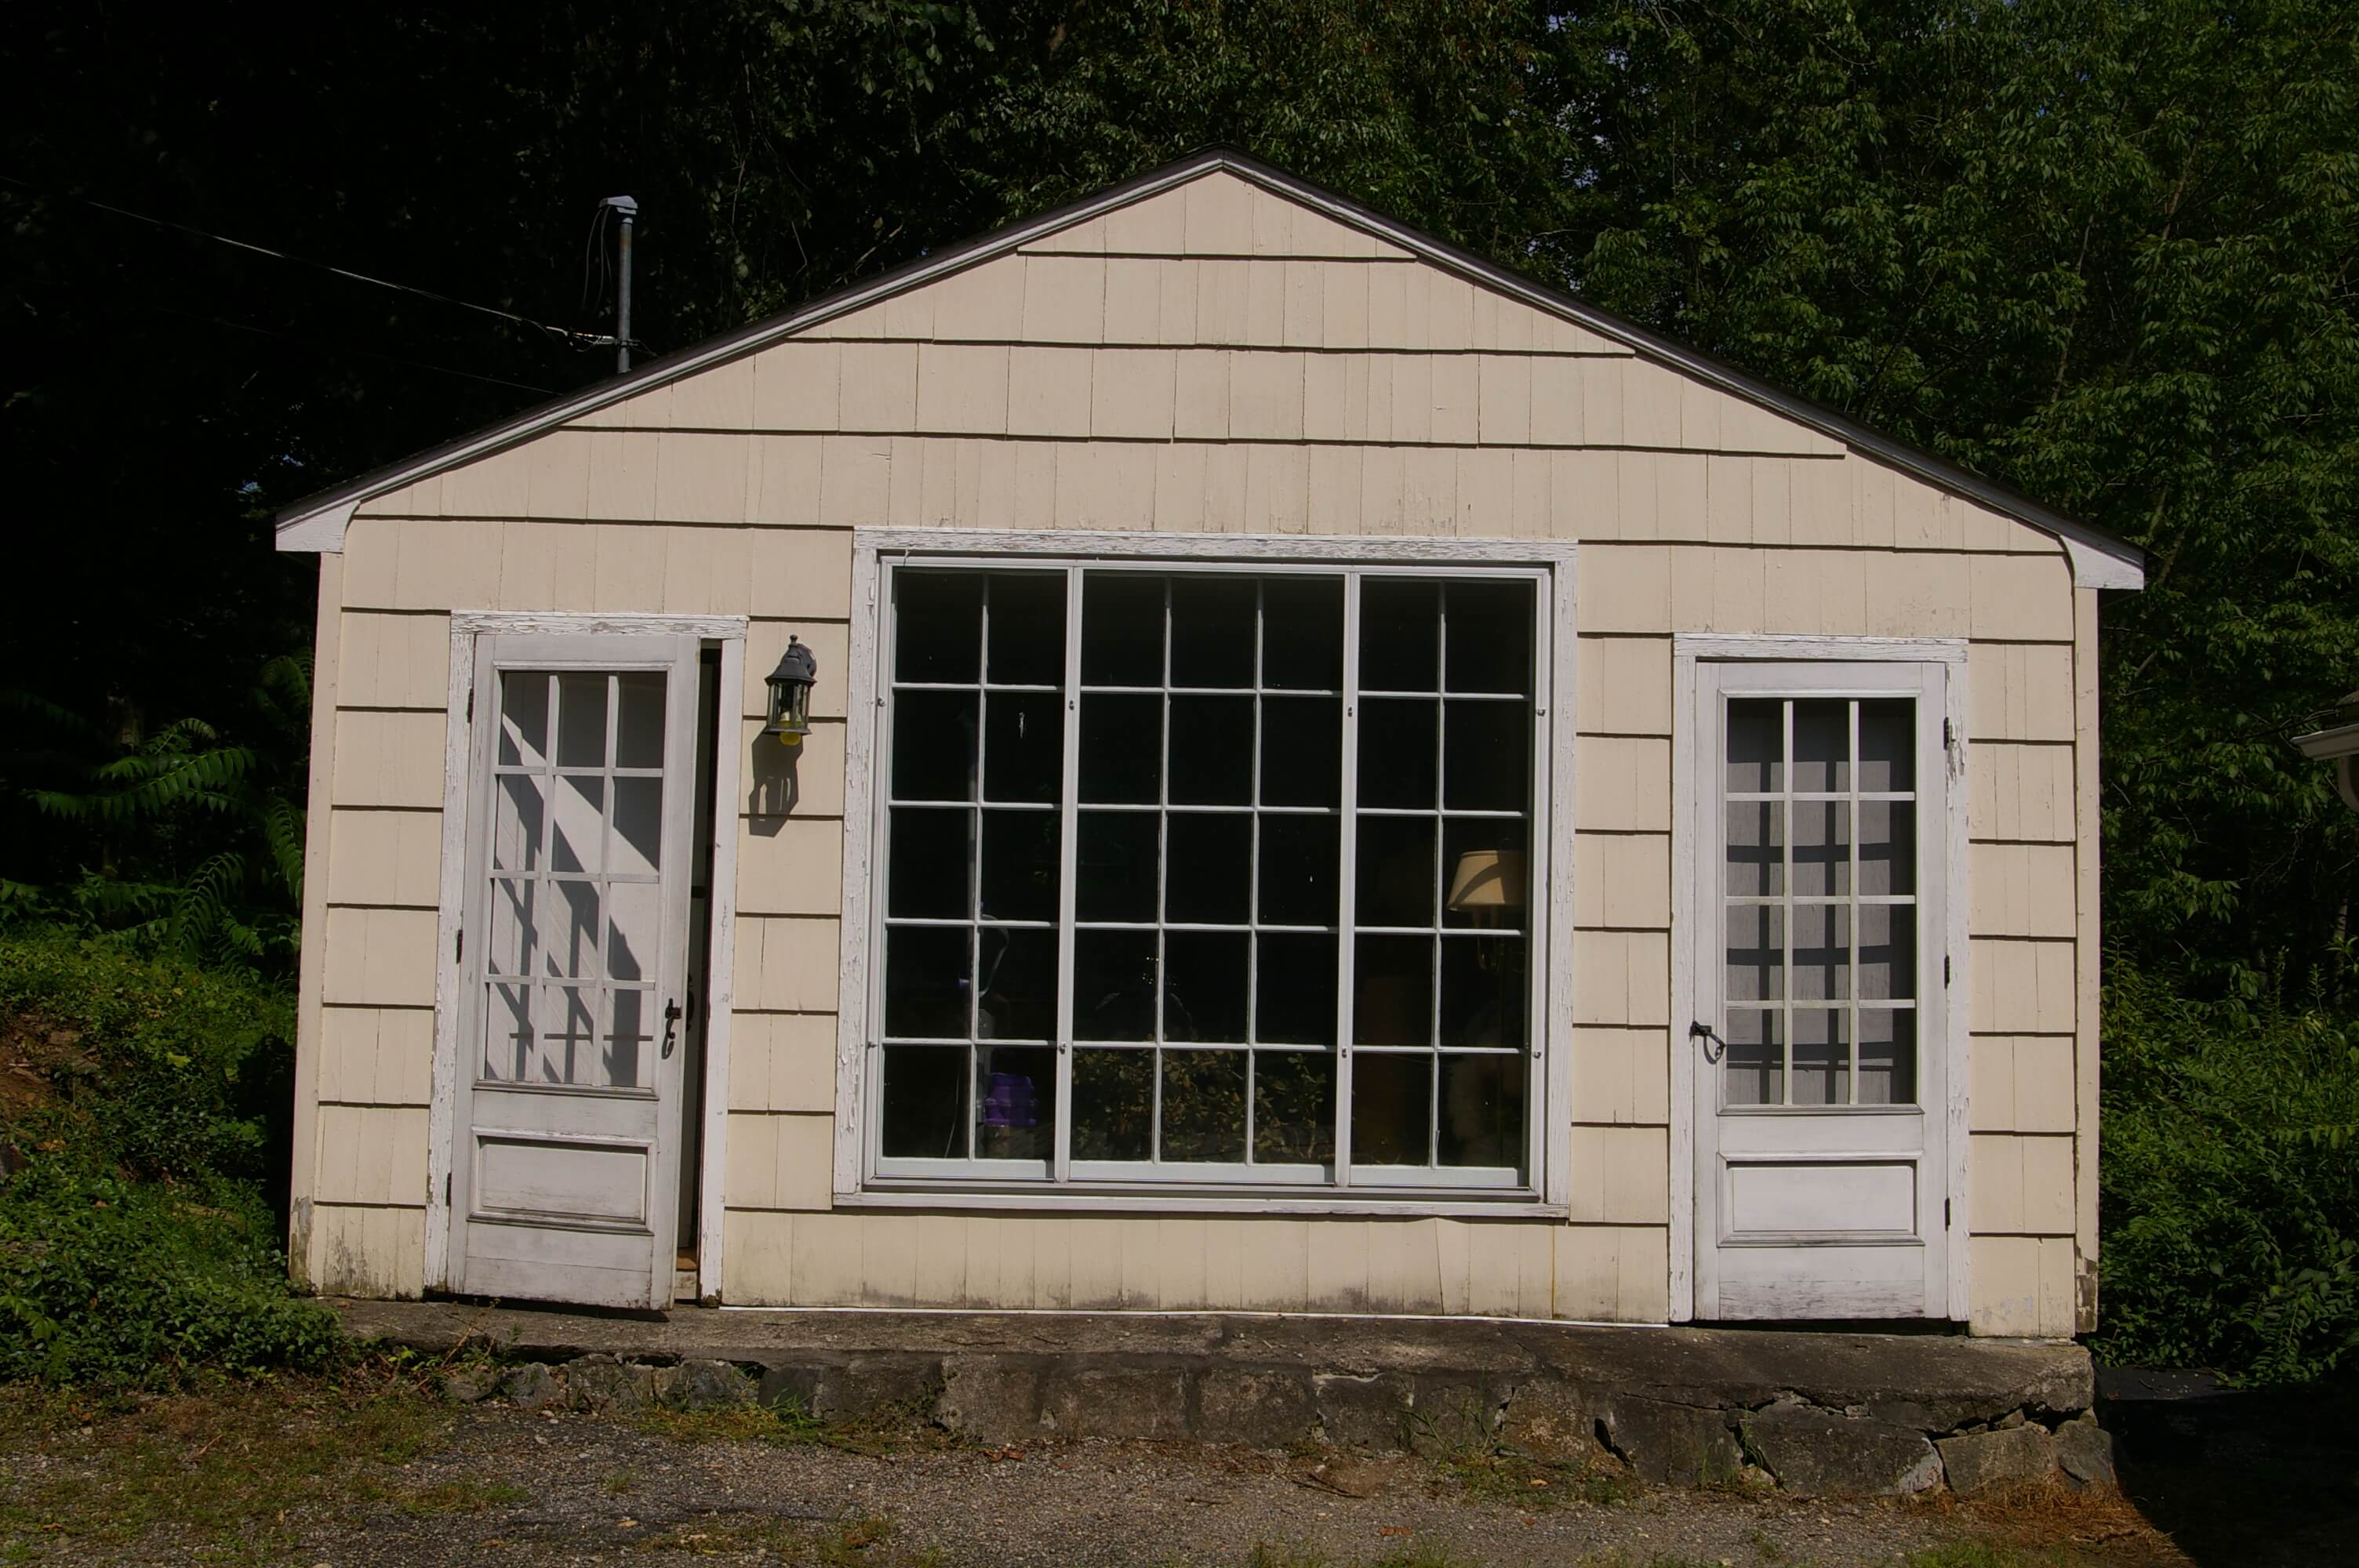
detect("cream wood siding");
top-left (300, 169), bottom-right (2094, 1332)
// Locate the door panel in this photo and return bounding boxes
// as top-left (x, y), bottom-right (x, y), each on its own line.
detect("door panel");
top-left (452, 633), bottom-right (700, 1309)
top-left (1690, 661), bottom-right (1951, 1320)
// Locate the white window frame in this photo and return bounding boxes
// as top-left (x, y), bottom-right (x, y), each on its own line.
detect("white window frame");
top-left (1667, 633), bottom-right (1971, 1322)
top-left (834, 529), bottom-right (1578, 1217)
top-left (426, 611), bottom-right (748, 1303)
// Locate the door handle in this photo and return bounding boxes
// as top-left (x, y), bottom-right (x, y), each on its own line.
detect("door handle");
top-left (661, 1000), bottom-right (683, 1058)
top-left (1688, 1020), bottom-right (1728, 1063)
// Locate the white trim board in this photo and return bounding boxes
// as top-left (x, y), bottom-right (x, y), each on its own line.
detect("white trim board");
top-left (271, 150), bottom-right (2143, 591)
top-left (1666, 633), bottom-right (1971, 1324)
top-left (833, 528), bottom-right (1578, 1215)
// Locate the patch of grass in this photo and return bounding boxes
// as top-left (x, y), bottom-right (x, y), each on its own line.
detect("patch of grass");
top-left (1248, 1544), bottom-right (1485, 1568)
top-left (604, 1467), bottom-right (638, 1494)
top-left (397, 1478), bottom-right (529, 1516)
top-left (634, 1394), bottom-right (951, 1457)
top-left (0, 1369), bottom-right (451, 1563)
top-left (1438, 1445), bottom-right (1637, 1512)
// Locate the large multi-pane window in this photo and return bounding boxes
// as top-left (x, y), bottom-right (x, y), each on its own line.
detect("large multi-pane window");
top-left (866, 562), bottom-right (1549, 1193)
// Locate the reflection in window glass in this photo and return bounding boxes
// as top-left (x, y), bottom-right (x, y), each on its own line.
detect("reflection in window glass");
top-left (874, 568), bottom-right (1543, 1186)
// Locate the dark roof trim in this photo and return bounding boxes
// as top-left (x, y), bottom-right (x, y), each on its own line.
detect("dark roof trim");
top-left (277, 148), bottom-right (2144, 589)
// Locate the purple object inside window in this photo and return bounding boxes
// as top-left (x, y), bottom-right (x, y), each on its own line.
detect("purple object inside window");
top-left (980, 1071), bottom-right (1038, 1129)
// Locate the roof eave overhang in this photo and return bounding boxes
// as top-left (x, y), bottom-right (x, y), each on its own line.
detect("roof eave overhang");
top-left (274, 149), bottom-right (2146, 592)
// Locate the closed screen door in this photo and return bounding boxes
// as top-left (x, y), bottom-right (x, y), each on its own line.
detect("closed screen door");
top-left (1689, 660), bottom-right (1952, 1319)
top-left (452, 633), bottom-right (700, 1309)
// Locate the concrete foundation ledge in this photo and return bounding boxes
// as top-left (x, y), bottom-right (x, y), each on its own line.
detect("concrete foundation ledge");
top-left (332, 1300), bottom-right (2101, 1499)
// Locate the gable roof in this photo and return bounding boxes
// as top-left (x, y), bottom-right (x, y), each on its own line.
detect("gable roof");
top-left (275, 147), bottom-right (2143, 589)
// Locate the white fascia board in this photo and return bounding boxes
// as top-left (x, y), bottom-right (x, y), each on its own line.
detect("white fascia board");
top-left (2293, 720), bottom-right (2359, 760)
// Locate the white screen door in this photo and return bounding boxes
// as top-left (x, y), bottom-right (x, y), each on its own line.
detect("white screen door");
top-left (1688, 660), bottom-right (1952, 1319)
top-left (452, 632), bottom-right (701, 1309)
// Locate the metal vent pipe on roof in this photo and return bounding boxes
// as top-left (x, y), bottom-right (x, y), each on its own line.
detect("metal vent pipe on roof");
top-left (603, 195), bottom-right (638, 374)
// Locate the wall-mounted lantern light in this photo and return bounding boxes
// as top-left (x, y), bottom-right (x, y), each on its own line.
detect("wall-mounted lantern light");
top-left (763, 636), bottom-right (819, 746)
top-left (2292, 691), bottom-right (2359, 813)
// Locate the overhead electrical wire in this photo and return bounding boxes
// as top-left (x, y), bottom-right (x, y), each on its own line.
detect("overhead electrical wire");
top-left (0, 172), bottom-right (639, 356)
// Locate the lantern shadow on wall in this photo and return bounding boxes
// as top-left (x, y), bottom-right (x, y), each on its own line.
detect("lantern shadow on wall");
top-left (747, 635), bottom-right (817, 826)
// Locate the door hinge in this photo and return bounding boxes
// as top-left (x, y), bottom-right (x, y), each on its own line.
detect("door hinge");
top-left (1943, 716), bottom-right (1954, 750)
top-left (454, 928), bottom-right (463, 964)
top-left (1943, 953), bottom-right (1951, 986)
top-left (445, 1172), bottom-right (452, 1206)
top-left (467, 688), bottom-right (474, 723)
top-left (1944, 1197), bottom-right (1953, 1229)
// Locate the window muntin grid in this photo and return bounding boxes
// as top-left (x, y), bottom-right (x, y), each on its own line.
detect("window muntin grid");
top-left (482, 668), bottom-right (668, 1091)
top-left (871, 562), bottom-right (1546, 1192)
top-left (1720, 695), bottom-right (1919, 1109)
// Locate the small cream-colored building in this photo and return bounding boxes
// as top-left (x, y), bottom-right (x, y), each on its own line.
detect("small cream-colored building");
top-left (277, 151), bottom-right (2140, 1337)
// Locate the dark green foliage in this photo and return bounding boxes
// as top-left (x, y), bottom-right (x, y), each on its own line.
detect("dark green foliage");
top-left (2095, 960), bottom-right (2359, 1384)
top-left (0, 930), bottom-right (339, 1387)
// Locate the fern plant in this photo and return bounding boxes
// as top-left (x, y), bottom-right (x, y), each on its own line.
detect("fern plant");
top-left (5, 655), bottom-right (309, 972)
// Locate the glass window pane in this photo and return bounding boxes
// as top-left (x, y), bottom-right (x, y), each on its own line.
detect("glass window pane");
top-left (985, 573), bottom-right (1066, 687)
top-left (1256, 932), bottom-right (1336, 1045)
top-left (1790, 800), bottom-right (1850, 897)
top-left (1441, 820), bottom-right (1527, 931)
top-left (1439, 936), bottom-right (1525, 1049)
top-left (976, 1044), bottom-right (1055, 1160)
top-left (1260, 577), bottom-right (1343, 691)
top-left (1856, 801), bottom-right (1916, 895)
top-left (1858, 1010), bottom-right (1917, 1106)
top-left (1726, 699), bottom-right (1781, 793)
top-left (1165, 931), bottom-right (1248, 1044)
top-left (976, 927), bottom-right (1057, 1042)
top-left (1725, 904), bottom-right (1783, 1002)
top-left (1074, 930), bottom-right (1157, 1041)
top-left (1360, 579), bottom-right (1439, 692)
top-left (890, 691), bottom-right (980, 802)
top-left (1257, 815), bottom-right (1338, 927)
top-left (1792, 699), bottom-right (1848, 792)
top-left (540, 984), bottom-right (598, 1084)
top-left (1353, 935), bottom-right (1434, 1046)
top-left (486, 878), bottom-right (538, 978)
top-left (1076, 811), bottom-right (1158, 921)
top-left (1161, 1050), bottom-right (1247, 1163)
top-left (1078, 695), bottom-right (1161, 804)
top-left (484, 982), bottom-right (533, 1082)
top-left (884, 925), bottom-right (972, 1039)
top-left (1721, 1009), bottom-right (1782, 1106)
top-left (1168, 695), bottom-right (1254, 805)
top-left (979, 811), bottom-right (1059, 924)
top-left (549, 880), bottom-right (602, 981)
top-left (889, 808), bottom-right (973, 919)
top-left (493, 774), bottom-right (547, 872)
top-left (1438, 1054), bottom-right (1525, 1168)
top-left (1351, 1052), bottom-right (1433, 1165)
top-left (1358, 699), bottom-right (1438, 810)
top-left (1790, 903), bottom-right (1850, 1001)
top-left (603, 989), bottom-right (650, 1089)
top-left (1857, 904), bottom-right (1917, 1000)
top-left (1356, 815), bottom-right (1436, 928)
top-left (614, 672), bottom-right (666, 768)
top-left (1072, 1048), bottom-right (1153, 1160)
top-left (609, 776), bottom-right (663, 878)
top-left (556, 673), bottom-right (609, 768)
top-left (982, 690), bottom-right (1063, 804)
top-left (1725, 800), bottom-right (1782, 898)
top-left (1790, 1008), bottom-right (1849, 1106)
top-left (1259, 695), bottom-right (1340, 808)
top-left (1253, 1051), bottom-right (1336, 1166)
top-left (499, 672), bottom-right (551, 767)
top-left (896, 572), bottom-right (983, 684)
top-left (1442, 581), bottom-right (1534, 695)
top-left (1857, 699), bottom-right (1914, 792)
top-left (550, 775), bottom-right (604, 873)
top-left (1166, 813), bottom-right (1250, 924)
top-left (1442, 700), bottom-right (1528, 812)
top-left (881, 1046), bottom-right (969, 1159)
top-left (1081, 573), bottom-right (1165, 686)
top-left (605, 881), bottom-right (659, 981)
top-left (1169, 576), bottom-right (1256, 688)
